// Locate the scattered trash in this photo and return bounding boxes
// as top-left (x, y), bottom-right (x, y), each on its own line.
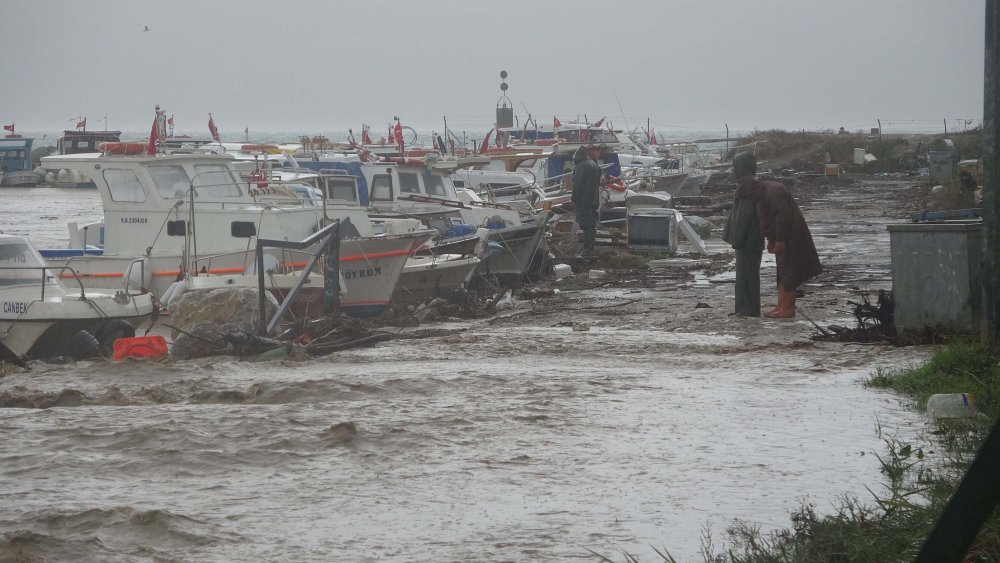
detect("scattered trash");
top-left (496, 291), bottom-right (515, 310)
top-left (694, 302), bottom-right (712, 309)
top-left (673, 211), bottom-right (708, 254)
top-left (927, 393), bottom-right (978, 420)
top-left (588, 269), bottom-right (606, 280)
top-left (113, 336), bottom-right (168, 361)
top-left (553, 263), bottom-right (573, 278)
top-left (572, 322), bottom-right (590, 332)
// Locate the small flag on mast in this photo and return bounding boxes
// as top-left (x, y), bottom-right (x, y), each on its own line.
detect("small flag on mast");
top-left (479, 127), bottom-right (495, 153)
top-left (208, 114), bottom-right (220, 142)
top-left (392, 118), bottom-right (404, 150)
top-left (76, 118), bottom-right (86, 130)
top-left (146, 116), bottom-right (159, 156)
top-left (2, 123), bottom-right (14, 133)
top-left (553, 116), bottom-right (561, 128)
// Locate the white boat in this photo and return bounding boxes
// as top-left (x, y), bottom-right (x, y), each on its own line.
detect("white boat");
top-left (359, 154), bottom-right (551, 287)
top-left (617, 134), bottom-right (716, 196)
top-left (392, 253), bottom-right (480, 306)
top-left (38, 149), bottom-right (433, 318)
top-left (0, 234), bottom-right (154, 362)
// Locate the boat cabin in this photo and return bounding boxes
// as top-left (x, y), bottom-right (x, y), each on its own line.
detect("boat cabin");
top-left (0, 137), bottom-right (35, 173)
top-left (56, 130), bottom-right (123, 155)
top-left (499, 123), bottom-right (621, 149)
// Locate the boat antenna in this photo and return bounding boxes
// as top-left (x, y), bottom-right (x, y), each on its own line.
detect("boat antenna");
top-left (614, 90), bottom-right (631, 133)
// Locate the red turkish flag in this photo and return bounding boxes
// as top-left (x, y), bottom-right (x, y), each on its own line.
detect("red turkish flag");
top-left (479, 128), bottom-right (495, 153)
top-left (208, 115), bottom-right (220, 142)
top-left (393, 121), bottom-right (404, 148)
top-left (362, 126), bottom-right (373, 145)
top-left (146, 116), bottom-right (159, 156)
top-left (593, 117), bottom-right (604, 128)
top-left (2, 123), bottom-right (13, 132)
top-left (553, 116), bottom-right (561, 128)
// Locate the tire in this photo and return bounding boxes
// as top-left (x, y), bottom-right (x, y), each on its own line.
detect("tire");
top-left (95, 320), bottom-right (136, 354)
top-left (62, 329), bottom-right (100, 360)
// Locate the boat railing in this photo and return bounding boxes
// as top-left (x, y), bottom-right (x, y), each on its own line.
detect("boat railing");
top-left (4, 265), bottom-right (91, 302)
top-left (189, 248), bottom-right (321, 276)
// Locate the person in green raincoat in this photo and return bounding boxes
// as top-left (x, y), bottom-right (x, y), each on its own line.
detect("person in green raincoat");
top-left (722, 152), bottom-right (765, 316)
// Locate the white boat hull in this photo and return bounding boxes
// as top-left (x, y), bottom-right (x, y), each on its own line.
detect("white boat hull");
top-left (393, 254), bottom-right (480, 306)
top-left (475, 222), bottom-right (548, 286)
top-left (181, 232), bottom-right (431, 318)
top-left (0, 298), bottom-right (152, 359)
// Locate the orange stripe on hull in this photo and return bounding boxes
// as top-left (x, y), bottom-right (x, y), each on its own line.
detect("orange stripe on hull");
top-left (282, 249), bottom-right (412, 270)
top-left (61, 266), bottom-right (248, 279)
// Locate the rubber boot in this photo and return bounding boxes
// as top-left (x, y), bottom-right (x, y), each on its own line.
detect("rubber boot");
top-left (765, 287), bottom-right (797, 318)
top-left (763, 289), bottom-right (781, 317)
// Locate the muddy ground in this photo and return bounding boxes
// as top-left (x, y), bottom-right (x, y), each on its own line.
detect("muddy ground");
top-left (411, 173), bottom-right (933, 347)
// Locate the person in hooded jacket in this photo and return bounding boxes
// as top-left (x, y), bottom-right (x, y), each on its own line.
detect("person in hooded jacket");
top-left (736, 154), bottom-right (822, 318)
top-left (572, 146), bottom-right (602, 256)
top-left (722, 152), bottom-right (765, 316)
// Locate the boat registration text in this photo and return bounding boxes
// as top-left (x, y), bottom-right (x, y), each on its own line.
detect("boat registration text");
top-left (2, 301), bottom-right (29, 315)
top-left (342, 266), bottom-right (383, 280)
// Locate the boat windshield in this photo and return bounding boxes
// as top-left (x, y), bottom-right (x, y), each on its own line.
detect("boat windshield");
top-left (149, 165), bottom-right (192, 199)
top-left (193, 164), bottom-right (242, 197)
top-left (0, 239), bottom-right (57, 287)
top-left (424, 174), bottom-right (449, 197)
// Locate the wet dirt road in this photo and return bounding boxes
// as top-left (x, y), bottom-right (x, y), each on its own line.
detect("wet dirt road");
top-left (0, 179), bottom-right (934, 561)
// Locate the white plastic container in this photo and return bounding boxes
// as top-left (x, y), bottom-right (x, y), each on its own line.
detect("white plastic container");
top-left (926, 393), bottom-right (978, 419)
top-left (588, 269), bottom-right (606, 280)
top-left (553, 263), bottom-right (572, 278)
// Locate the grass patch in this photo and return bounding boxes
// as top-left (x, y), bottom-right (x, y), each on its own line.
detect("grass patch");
top-left (865, 340), bottom-right (1000, 415)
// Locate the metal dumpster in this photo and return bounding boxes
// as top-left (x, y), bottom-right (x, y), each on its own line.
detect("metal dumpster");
top-left (887, 221), bottom-right (982, 330)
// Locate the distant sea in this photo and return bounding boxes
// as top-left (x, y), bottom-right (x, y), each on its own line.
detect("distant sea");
top-left (13, 122), bottom-right (963, 152)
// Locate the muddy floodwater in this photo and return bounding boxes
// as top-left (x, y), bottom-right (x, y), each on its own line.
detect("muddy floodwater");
top-left (1, 181), bottom-right (933, 561)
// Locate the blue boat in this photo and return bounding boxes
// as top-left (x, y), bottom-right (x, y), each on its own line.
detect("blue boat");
top-left (0, 136), bottom-right (42, 186)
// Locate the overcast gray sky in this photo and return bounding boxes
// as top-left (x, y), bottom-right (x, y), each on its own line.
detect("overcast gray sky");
top-left (0, 0), bottom-right (985, 137)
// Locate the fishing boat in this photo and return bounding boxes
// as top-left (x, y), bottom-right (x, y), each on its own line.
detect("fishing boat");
top-left (237, 163), bottom-right (480, 307)
top-left (0, 234), bottom-right (154, 363)
top-left (42, 129), bottom-right (126, 188)
top-left (37, 148), bottom-right (432, 318)
top-left (0, 136), bottom-right (43, 187)
top-left (358, 153), bottom-right (551, 287)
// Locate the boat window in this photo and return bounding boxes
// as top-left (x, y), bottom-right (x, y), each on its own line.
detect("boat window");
top-left (149, 165), bottom-right (192, 199)
top-left (0, 240), bottom-right (56, 287)
top-left (370, 174), bottom-right (393, 201)
top-left (325, 177), bottom-right (358, 202)
top-left (398, 172), bottom-right (420, 194)
top-left (453, 179), bottom-right (465, 188)
top-left (193, 164), bottom-right (242, 197)
top-left (424, 174), bottom-right (447, 197)
top-left (103, 168), bottom-right (146, 202)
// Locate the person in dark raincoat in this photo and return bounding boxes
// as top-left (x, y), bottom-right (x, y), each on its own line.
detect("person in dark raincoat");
top-left (736, 156), bottom-right (822, 318)
top-left (572, 146), bottom-right (602, 256)
top-left (722, 152), bottom-right (765, 316)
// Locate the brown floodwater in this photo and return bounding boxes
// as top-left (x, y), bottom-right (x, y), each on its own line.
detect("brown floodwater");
top-left (0, 184), bottom-right (932, 561)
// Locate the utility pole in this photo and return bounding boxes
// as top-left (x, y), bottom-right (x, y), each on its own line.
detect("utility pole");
top-left (914, 17), bottom-right (1000, 563)
top-left (985, 0), bottom-right (1000, 343)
